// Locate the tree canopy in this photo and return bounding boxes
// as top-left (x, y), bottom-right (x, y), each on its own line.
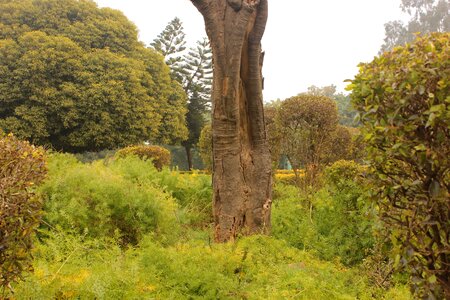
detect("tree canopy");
top-left (380, 0), bottom-right (449, 52)
top-left (305, 85), bottom-right (357, 127)
top-left (0, 0), bottom-right (187, 152)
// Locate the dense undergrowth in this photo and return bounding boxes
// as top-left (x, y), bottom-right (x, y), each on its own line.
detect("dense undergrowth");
top-left (8, 154), bottom-right (410, 299)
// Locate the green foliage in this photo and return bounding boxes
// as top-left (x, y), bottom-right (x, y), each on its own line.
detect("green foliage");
top-left (272, 161), bottom-right (375, 266)
top-left (3, 152), bottom-right (411, 299)
top-left (0, 0), bottom-right (187, 152)
top-left (181, 38), bottom-right (213, 169)
top-left (306, 85), bottom-right (358, 127)
top-left (275, 94), bottom-right (340, 190)
top-left (278, 94), bottom-right (339, 169)
top-left (109, 157), bottom-right (212, 228)
top-left (0, 134), bottom-right (47, 291)
top-left (318, 161), bottom-right (375, 265)
top-left (11, 231), bottom-right (410, 299)
top-left (264, 103), bottom-right (283, 168)
top-left (40, 154), bottom-right (180, 245)
top-left (326, 125), bottom-right (353, 163)
top-left (150, 17), bottom-right (187, 82)
top-left (349, 32), bottom-right (450, 298)
top-left (152, 18), bottom-right (212, 170)
top-left (0, 0), bottom-right (140, 54)
top-left (115, 145), bottom-right (171, 171)
top-left (197, 124), bottom-right (212, 171)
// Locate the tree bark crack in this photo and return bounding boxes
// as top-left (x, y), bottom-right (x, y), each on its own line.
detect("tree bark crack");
top-left (191, 0), bottom-right (272, 242)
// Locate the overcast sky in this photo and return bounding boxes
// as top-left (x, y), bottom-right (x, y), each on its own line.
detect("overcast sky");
top-left (95, 0), bottom-right (407, 101)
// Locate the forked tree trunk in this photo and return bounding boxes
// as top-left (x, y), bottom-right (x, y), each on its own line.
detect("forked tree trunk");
top-left (191, 0), bottom-right (272, 242)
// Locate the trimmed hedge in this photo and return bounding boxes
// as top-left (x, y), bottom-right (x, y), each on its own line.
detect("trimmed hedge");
top-left (115, 145), bottom-right (171, 170)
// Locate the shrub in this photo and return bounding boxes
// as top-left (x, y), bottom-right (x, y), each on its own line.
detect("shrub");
top-left (197, 124), bottom-right (212, 171)
top-left (272, 161), bottom-right (375, 266)
top-left (317, 160), bottom-right (374, 265)
top-left (349, 32), bottom-right (450, 298)
top-left (115, 145), bottom-right (171, 170)
top-left (0, 134), bottom-right (47, 291)
top-left (276, 94), bottom-right (340, 191)
top-left (271, 184), bottom-right (320, 252)
top-left (40, 154), bottom-right (180, 245)
top-left (11, 232), bottom-right (410, 299)
top-left (109, 157), bottom-right (213, 228)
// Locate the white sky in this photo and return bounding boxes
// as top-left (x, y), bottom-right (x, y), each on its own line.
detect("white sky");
top-left (95, 0), bottom-right (407, 101)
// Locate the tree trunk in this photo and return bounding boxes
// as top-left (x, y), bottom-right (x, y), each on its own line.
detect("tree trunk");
top-left (184, 145), bottom-right (193, 171)
top-left (191, 0), bottom-right (272, 242)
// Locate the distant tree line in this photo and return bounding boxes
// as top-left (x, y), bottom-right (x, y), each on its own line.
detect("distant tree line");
top-left (381, 0), bottom-right (449, 52)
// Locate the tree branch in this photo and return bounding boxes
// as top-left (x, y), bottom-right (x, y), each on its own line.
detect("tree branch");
top-left (190, 0), bottom-right (211, 13)
top-left (249, 0), bottom-right (267, 44)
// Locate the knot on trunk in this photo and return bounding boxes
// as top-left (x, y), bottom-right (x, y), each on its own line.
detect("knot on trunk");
top-left (227, 0), bottom-right (242, 11)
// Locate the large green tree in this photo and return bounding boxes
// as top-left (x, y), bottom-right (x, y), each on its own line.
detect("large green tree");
top-left (152, 19), bottom-right (212, 170)
top-left (0, 0), bottom-right (141, 54)
top-left (0, 0), bottom-right (187, 152)
top-left (380, 0), bottom-right (449, 52)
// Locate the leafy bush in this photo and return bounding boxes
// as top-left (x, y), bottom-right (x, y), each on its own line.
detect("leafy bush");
top-left (0, 134), bottom-right (47, 291)
top-left (316, 160), bottom-right (374, 265)
top-left (272, 161), bottom-right (375, 266)
top-left (271, 184), bottom-right (320, 251)
top-left (197, 124), bottom-right (212, 171)
top-left (349, 32), bottom-right (449, 298)
top-left (109, 157), bottom-right (213, 228)
top-left (276, 94), bottom-right (339, 188)
top-left (40, 154), bottom-right (180, 245)
top-left (11, 232), bottom-right (410, 299)
top-left (115, 145), bottom-right (171, 170)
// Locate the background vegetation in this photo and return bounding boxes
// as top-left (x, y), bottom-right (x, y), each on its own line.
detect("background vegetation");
top-left (0, 0), bottom-right (448, 298)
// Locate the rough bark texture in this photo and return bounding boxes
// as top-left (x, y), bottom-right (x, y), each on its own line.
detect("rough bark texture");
top-left (191, 0), bottom-right (272, 242)
top-left (184, 145), bottom-right (193, 171)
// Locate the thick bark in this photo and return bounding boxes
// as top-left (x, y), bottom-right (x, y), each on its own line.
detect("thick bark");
top-left (191, 0), bottom-right (272, 242)
top-left (184, 145), bottom-right (193, 171)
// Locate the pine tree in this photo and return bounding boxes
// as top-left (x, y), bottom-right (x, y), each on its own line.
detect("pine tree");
top-left (181, 38), bottom-right (213, 170)
top-left (152, 19), bottom-right (212, 170)
top-left (151, 17), bottom-right (187, 82)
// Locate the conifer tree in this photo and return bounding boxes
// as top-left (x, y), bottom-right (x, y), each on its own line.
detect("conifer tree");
top-left (152, 20), bottom-right (212, 170)
top-left (182, 38), bottom-right (212, 170)
top-left (151, 17), bottom-right (187, 83)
